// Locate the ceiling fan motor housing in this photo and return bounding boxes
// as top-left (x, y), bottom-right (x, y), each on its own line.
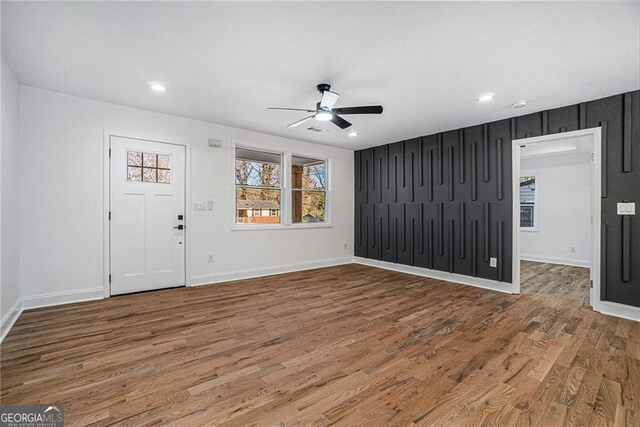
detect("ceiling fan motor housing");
top-left (316, 83), bottom-right (331, 93)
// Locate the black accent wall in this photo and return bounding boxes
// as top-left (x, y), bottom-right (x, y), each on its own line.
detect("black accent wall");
top-left (354, 90), bottom-right (640, 307)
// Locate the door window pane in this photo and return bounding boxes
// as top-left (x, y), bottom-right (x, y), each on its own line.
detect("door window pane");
top-left (127, 151), bottom-right (171, 184)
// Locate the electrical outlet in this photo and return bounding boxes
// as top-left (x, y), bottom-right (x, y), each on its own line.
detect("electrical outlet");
top-left (490, 257), bottom-right (497, 268)
top-left (570, 246), bottom-right (576, 253)
top-left (344, 242), bottom-right (348, 250)
top-left (208, 254), bottom-right (214, 263)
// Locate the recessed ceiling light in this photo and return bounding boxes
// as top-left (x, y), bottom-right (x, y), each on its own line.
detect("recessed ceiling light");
top-left (512, 100), bottom-right (528, 109)
top-left (349, 131), bottom-right (358, 137)
top-left (149, 81), bottom-right (166, 92)
top-left (478, 93), bottom-right (495, 102)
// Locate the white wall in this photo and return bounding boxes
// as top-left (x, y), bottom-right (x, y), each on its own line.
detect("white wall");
top-left (19, 86), bottom-right (354, 306)
top-left (1, 57), bottom-right (21, 335)
top-left (521, 153), bottom-right (591, 267)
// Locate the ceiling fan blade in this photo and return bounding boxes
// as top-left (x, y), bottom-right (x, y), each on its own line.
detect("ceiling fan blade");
top-left (320, 90), bottom-right (340, 110)
top-left (332, 105), bottom-right (383, 115)
top-left (268, 107), bottom-right (316, 112)
top-left (330, 114), bottom-right (352, 129)
top-left (287, 115), bottom-right (314, 128)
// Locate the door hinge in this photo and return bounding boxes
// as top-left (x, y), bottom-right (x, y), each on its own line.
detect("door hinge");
top-left (109, 274), bottom-right (112, 283)
top-left (591, 153), bottom-right (594, 161)
top-left (109, 211), bottom-right (111, 221)
top-left (109, 148), bottom-right (112, 157)
top-left (590, 280), bottom-right (593, 288)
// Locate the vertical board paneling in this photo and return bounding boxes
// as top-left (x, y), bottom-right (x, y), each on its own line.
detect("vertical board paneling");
top-left (354, 90), bottom-right (639, 306)
top-left (483, 124), bottom-right (489, 182)
top-left (497, 221), bottom-right (504, 282)
top-left (459, 129), bottom-right (465, 183)
top-left (449, 219), bottom-right (454, 272)
top-left (472, 220), bottom-right (478, 277)
top-left (601, 224), bottom-right (607, 300)
top-left (624, 92), bottom-right (632, 172)
top-left (460, 203), bottom-right (466, 259)
top-left (438, 134), bottom-right (444, 185)
top-left (438, 203), bottom-right (444, 256)
top-left (496, 138), bottom-right (503, 200)
top-left (420, 203), bottom-right (424, 254)
top-left (623, 216), bottom-right (631, 282)
top-left (428, 150), bottom-right (434, 201)
top-left (484, 202), bottom-right (490, 262)
top-left (410, 152), bottom-right (415, 202)
top-left (448, 146), bottom-right (454, 201)
top-left (471, 142), bottom-right (477, 201)
top-left (601, 121), bottom-right (608, 198)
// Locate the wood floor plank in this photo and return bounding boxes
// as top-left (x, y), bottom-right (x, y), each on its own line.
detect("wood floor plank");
top-left (2, 261), bottom-right (639, 426)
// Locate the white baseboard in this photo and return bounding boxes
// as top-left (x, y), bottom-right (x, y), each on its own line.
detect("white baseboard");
top-left (21, 287), bottom-right (104, 310)
top-left (353, 257), bottom-right (513, 294)
top-left (521, 254), bottom-right (590, 268)
top-left (598, 301), bottom-right (640, 322)
top-left (1, 298), bottom-right (24, 343)
top-left (190, 257), bottom-right (354, 286)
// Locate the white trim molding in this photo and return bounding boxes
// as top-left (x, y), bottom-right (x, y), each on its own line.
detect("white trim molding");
top-left (354, 257), bottom-right (513, 294)
top-left (191, 257), bottom-right (353, 286)
top-left (521, 254), bottom-right (590, 268)
top-left (21, 287), bottom-right (104, 310)
top-left (598, 301), bottom-right (640, 322)
top-left (1, 299), bottom-right (23, 343)
top-left (511, 128), bottom-right (602, 309)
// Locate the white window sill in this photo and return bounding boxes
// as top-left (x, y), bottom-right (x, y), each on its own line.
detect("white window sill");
top-left (231, 223), bottom-right (333, 231)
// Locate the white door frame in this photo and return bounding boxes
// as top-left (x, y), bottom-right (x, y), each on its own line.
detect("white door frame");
top-left (102, 131), bottom-right (192, 298)
top-left (511, 127), bottom-right (602, 311)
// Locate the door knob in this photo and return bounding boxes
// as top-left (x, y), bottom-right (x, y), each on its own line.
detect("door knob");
top-left (173, 225), bottom-right (184, 230)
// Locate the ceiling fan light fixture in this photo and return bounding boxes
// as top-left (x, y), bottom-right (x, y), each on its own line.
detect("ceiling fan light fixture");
top-left (315, 110), bottom-right (333, 121)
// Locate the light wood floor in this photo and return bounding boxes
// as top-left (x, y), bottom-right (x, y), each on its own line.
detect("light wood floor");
top-left (2, 262), bottom-right (639, 426)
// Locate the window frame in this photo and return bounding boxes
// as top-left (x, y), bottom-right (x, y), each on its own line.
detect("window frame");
top-left (231, 139), bottom-right (332, 231)
top-left (290, 155), bottom-right (329, 225)
top-left (234, 145), bottom-right (283, 226)
top-left (519, 173), bottom-right (539, 232)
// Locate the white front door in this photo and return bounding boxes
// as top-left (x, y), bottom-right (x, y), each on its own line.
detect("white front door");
top-left (110, 136), bottom-right (186, 295)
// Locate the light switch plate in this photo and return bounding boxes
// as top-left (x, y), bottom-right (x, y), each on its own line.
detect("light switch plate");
top-left (207, 200), bottom-right (214, 211)
top-left (617, 202), bottom-right (636, 215)
top-left (490, 257), bottom-right (497, 268)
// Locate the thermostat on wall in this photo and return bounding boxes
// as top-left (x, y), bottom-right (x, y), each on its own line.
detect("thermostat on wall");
top-left (208, 139), bottom-right (222, 148)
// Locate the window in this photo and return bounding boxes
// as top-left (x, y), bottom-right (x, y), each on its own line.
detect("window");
top-left (127, 151), bottom-right (171, 184)
top-left (291, 156), bottom-right (327, 223)
top-left (520, 175), bottom-right (537, 230)
top-left (235, 147), bottom-right (281, 224)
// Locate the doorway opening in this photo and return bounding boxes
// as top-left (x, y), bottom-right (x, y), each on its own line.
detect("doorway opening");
top-left (511, 128), bottom-right (601, 310)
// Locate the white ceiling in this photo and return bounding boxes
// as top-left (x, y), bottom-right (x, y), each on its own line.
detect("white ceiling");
top-left (2, 1), bottom-right (639, 150)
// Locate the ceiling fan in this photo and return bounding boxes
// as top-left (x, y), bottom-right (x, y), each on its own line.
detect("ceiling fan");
top-left (267, 83), bottom-right (383, 130)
